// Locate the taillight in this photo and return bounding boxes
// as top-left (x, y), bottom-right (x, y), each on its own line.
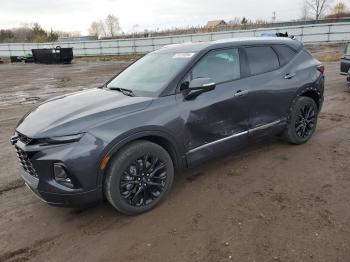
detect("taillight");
top-left (317, 64), bottom-right (325, 75)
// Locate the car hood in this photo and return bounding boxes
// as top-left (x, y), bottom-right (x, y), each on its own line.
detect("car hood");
top-left (16, 88), bottom-right (153, 138)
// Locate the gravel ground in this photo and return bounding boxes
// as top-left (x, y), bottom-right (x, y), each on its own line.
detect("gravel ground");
top-left (0, 60), bottom-right (350, 262)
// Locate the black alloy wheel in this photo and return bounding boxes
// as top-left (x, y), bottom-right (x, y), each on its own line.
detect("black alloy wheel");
top-left (294, 103), bottom-right (316, 139)
top-left (105, 140), bottom-right (174, 215)
top-left (120, 155), bottom-right (167, 207)
top-left (284, 96), bottom-right (318, 144)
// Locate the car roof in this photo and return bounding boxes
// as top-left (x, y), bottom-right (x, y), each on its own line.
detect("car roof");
top-left (154, 37), bottom-right (303, 53)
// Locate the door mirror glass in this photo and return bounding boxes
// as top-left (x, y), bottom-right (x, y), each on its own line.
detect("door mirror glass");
top-left (183, 77), bottom-right (216, 100)
top-left (189, 77), bottom-right (216, 90)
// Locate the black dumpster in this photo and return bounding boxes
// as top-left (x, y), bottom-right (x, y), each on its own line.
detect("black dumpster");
top-left (32, 46), bottom-right (73, 64)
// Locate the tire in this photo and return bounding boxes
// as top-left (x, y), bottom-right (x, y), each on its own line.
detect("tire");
top-left (284, 96), bottom-right (318, 145)
top-left (104, 140), bottom-right (174, 215)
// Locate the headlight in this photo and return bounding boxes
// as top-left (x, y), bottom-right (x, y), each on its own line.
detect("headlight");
top-left (38, 133), bottom-right (84, 145)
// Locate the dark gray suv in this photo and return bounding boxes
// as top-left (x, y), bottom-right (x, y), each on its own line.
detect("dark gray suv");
top-left (11, 37), bottom-right (324, 215)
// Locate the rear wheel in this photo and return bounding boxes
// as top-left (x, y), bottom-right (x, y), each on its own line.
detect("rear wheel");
top-left (104, 140), bottom-right (174, 215)
top-left (284, 96), bottom-right (318, 144)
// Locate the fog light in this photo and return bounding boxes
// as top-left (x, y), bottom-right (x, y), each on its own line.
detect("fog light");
top-left (54, 164), bottom-right (74, 188)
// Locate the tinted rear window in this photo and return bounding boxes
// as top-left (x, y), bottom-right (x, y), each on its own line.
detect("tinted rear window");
top-left (273, 45), bottom-right (297, 66)
top-left (245, 46), bottom-right (279, 75)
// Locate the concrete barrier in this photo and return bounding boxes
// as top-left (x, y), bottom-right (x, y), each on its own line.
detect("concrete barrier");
top-left (1, 22), bottom-right (350, 57)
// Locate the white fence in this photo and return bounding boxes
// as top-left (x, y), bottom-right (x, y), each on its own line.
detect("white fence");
top-left (1, 22), bottom-right (350, 57)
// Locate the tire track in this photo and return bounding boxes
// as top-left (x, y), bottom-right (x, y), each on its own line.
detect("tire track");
top-left (0, 179), bottom-right (24, 196)
top-left (0, 236), bottom-right (58, 262)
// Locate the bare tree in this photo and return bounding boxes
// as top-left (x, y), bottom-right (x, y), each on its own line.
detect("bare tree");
top-left (53, 29), bottom-right (78, 38)
top-left (241, 17), bottom-right (248, 25)
top-left (256, 19), bottom-right (268, 25)
top-left (0, 23), bottom-right (61, 43)
top-left (88, 14), bottom-right (122, 38)
top-left (301, 1), bottom-right (311, 20)
top-left (89, 21), bottom-right (105, 38)
top-left (228, 17), bottom-right (241, 26)
top-left (13, 25), bottom-right (33, 42)
top-left (303, 0), bottom-right (333, 21)
top-left (105, 14), bottom-right (121, 37)
top-left (333, 1), bottom-right (347, 15)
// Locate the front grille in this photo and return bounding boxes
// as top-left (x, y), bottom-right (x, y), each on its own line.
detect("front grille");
top-left (17, 132), bottom-right (32, 145)
top-left (15, 146), bottom-right (38, 178)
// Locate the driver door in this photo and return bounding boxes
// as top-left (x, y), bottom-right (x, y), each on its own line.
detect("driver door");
top-left (178, 47), bottom-right (250, 166)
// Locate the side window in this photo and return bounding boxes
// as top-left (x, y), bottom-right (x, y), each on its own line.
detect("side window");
top-left (245, 46), bottom-right (279, 75)
top-left (190, 48), bottom-right (241, 84)
top-left (273, 45), bottom-right (297, 66)
top-left (346, 43), bottom-right (350, 54)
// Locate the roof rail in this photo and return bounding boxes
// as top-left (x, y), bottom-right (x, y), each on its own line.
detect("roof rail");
top-left (260, 32), bottom-right (295, 40)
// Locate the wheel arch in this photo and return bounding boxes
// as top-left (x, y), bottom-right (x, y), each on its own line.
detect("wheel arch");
top-left (299, 88), bottom-right (322, 110)
top-left (288, 85), bottom-right (322, 120)
top-left (97, 130), bottom-right (185, 188)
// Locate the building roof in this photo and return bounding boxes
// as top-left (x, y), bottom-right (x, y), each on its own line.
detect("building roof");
top-left (207, 20), bottom-right (227, 28)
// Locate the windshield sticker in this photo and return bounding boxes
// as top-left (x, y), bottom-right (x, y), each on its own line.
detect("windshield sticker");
top-left (173, 53), bottom-right (195, 58)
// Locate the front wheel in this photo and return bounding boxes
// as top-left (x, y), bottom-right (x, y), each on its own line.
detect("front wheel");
top-left (284, 96), bottom-right (318, 144)
top-left (104, 140), bottom-right (174, 215)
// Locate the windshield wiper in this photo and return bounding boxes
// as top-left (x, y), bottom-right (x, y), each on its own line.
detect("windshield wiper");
top-left (108, 87), bottom-right (135, 97)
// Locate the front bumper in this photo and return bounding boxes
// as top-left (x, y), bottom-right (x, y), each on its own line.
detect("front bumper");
top-left (12, 132), bottom-right (105, 207)
top-left (21, 169), bottom-right (102, 207)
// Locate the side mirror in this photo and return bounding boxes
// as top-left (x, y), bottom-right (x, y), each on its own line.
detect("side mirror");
top-left (182, 78), bottom-right (216, 100)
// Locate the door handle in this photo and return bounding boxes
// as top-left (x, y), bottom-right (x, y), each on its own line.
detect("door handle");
top-left (284, 73), bottom-right (296, 79)
top-left (234, 90), bottom-right (249, 97)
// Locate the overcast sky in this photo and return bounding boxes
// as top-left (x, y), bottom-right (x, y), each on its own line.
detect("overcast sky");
top-left (1, 0), bottom-right (349, 34)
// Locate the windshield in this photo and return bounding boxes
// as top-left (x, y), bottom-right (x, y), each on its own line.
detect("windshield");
top-left (107, 52), bottom-right (195, 97)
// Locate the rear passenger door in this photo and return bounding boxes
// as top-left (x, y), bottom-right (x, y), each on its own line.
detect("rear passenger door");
top-left (242, 45), bottom-right (297, 134)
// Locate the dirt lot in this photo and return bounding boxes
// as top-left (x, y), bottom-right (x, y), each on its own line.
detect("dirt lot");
top-left (0, 60), bottom-right (350, 262)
